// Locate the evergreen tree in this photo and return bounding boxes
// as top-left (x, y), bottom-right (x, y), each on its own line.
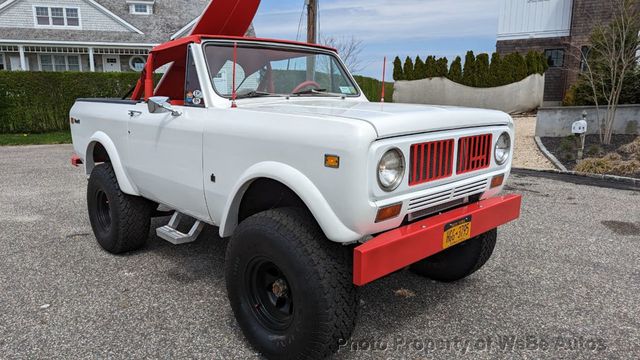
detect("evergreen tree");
top-left (414, 56), bottom-right (425, 80)
top-left (392, 56), bottom-right (404, 81)
top-left (511, 52), bottom-right (528, 81)
top-left (425, 56), bottom-right (437, 78)
top-left (475, 53), bottom-right (490, 87)
top-left (436, 57), bottom-right (449, 77)
top-left (448, 56), bottom-right (463, 83)
top-left (538, 51), bottom-right (549, 73)
top-left (462, 50), bottom-right (476, 86)
top-left (403, 56), bottom-right (415, 80)
top-left (501, 53), bottom-right (517, 84)
top-left (525, 51), bottom-right (540, 75)
top-left (489, 52), bottom-right (503, 86)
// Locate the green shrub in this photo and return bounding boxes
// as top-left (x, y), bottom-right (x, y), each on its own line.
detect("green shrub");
top-left (435, 57), bottom-right (448, 78)
top-left (392, 56), bottom-right (404, 81)
top-left (403, 57), bottom-right (414, 81)
top-left (353, 75), bottom-right (394, 103)
top-left (448, 56), bottom-right (463, 83)
top-left (0, 71), bottom-right (145, 134)
top-left (414, 56), bottom-right (425, 80)
top-left (462, 51), bottom-right (476, 86)
top-left (425, 56), bottom-right (437, 78)
top-left (568, 67), bottom-right (640, 106)
top-left (475, 53), bottom-right (491, 87)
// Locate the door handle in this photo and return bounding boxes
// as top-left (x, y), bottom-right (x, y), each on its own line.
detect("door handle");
top-left (128, 110), bottom-right (142, 117)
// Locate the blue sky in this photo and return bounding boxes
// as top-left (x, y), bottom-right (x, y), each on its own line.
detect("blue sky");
top-left (252, 0), bottom-right (500, 79)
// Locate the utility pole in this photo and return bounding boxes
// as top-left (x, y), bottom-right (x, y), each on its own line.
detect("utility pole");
top-left (306, 0), bottom-right (318, 82)
top-left (306, 0), bottom-right (318, 44)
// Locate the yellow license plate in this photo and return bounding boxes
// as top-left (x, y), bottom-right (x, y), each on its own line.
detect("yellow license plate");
top-left (443, 216), bottom-right (472, 249)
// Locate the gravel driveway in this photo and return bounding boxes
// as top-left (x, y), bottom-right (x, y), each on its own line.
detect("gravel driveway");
top-left (1, 145), bottom-right (638, 359)
top-left (512, 116), bottom-right (555, 170)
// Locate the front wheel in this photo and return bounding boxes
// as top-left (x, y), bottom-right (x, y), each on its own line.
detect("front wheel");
top-left (225, 208), bottom-right (357, 360)
top-left (410, 229), bottom-right (497, 282)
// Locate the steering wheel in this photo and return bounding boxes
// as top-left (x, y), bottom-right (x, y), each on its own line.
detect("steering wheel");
top-left (291, 80), bottom-right (321, 94)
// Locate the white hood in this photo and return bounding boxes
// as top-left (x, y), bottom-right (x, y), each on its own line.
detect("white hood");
top-left (242, 99), bottom-right (513, 138)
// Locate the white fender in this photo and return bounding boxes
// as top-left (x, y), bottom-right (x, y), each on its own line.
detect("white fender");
top-left (219, 161), bottom-right (362, 243)
top-left (85, 131), bottom-right (139, 196)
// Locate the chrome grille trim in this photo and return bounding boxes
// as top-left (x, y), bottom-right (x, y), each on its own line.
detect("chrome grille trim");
top-left (407, 179), bottom-right (488, 213)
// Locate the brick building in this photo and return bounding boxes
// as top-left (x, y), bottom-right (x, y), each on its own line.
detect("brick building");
top-left (496, 0), bottom-right (638, 104)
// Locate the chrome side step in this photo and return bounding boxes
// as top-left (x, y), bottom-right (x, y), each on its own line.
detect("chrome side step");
top-left (156, 212), bottom-right (204, 245)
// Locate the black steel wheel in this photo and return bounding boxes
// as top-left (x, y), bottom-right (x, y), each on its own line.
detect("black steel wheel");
top-left (245, 257), bottom-right (294, 332)
top-left (225, 208), bottom-right (357, 360)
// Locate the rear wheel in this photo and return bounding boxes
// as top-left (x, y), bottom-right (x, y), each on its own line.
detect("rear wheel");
top-left (410, 229), bottom-right (497, 282)
top-left (87, 163), bottom-right (152, 254)
top-left (225, 208), bottom-right (357, 360)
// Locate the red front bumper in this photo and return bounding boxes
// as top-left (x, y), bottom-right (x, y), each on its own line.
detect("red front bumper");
top-left (353, 194), bottom-right (522, 286)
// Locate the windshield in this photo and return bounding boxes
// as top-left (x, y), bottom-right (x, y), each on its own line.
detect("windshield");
top-left (203, 42), bottom-right (359, 98)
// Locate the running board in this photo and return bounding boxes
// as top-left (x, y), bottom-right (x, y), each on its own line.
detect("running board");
top-left (156, 212), bottom-right (204, 245)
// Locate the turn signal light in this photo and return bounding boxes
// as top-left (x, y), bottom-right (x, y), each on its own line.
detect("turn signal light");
top-left (375, 203), bottom-right (402, 223)
top-left (325, 155), bottom-right (340, 168)
top-left (491, 174), bottom-right (505, 188)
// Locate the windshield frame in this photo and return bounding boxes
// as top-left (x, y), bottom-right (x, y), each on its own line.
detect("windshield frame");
top-left (201, 39), bottom-right (362, 100)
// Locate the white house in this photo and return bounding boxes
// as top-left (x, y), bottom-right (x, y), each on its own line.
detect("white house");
top-left (0, 0), bottom-right (210, 72)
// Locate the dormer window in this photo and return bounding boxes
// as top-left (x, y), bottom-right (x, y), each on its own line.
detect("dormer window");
top-left (34, 6), bottom-right (81, 28)
top-left (127, 1), bottom-right (155, 15)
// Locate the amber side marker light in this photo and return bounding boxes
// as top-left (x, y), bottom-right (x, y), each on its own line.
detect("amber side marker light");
top-left (491, 174), bottom-right (505, 188)
top-left (375, 203), bottom-right (402, 223)
top-left (325, 155), bottom-right (340, 168)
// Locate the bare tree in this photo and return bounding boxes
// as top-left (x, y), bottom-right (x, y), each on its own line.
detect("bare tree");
top-left (321, 36), bottom-right (366, 74)
top-left (578, 0), bottom-right (640, 145)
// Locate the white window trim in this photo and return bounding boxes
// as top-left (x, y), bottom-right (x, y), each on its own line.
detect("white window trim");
top-left (32, 5), bottom-right (82, 29)
top-left (0, 53), bottom-right (5, 70)
top-left (38, 54), bottom-right (83, 72)
top-left (129, 55), bottom-right (147, 71)
top-left (127, 1), bottom-right (155, 15)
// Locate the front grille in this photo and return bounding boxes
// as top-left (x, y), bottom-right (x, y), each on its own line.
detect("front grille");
top-left (457, 134), bottom-right (492, 174)
top-left (409, 139), bottom-right (454, 186)
top-left (408, 178), bottom-right (488, 212)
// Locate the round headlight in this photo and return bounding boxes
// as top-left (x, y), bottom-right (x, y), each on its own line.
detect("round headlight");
top-left (494, 132), bottom-right (511, 165)
top-left (378, 148), bottom-right (405, 192)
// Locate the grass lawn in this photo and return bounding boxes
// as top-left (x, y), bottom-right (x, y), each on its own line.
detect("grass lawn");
top-left (0, 131), bottom-right (72, 146)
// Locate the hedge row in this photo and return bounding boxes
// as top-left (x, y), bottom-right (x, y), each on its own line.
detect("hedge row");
top-left (0, 71), bottom-right (392, 134)
top-left (353, 75), bottom-right (394, 103)
top-left (393, 50), bottom-right (548, 88)
top-left (0, 72), bottom-right (142, 133)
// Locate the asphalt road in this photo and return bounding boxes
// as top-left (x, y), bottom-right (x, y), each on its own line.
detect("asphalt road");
top-left (1, 145), bottom-right (638, 359)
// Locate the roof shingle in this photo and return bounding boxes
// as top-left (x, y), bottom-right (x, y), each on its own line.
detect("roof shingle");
top-left (0, 0), bottom-right (210, 45)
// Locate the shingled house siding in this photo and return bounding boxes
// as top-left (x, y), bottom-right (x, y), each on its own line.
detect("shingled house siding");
top-left (0, 0), bottom-right (130, 32)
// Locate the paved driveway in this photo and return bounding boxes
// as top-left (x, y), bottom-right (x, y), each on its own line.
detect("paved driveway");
top-left (0, 145), bottom-right (638, 359)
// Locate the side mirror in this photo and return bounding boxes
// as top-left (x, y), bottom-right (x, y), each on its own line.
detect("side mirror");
top-left (148, 96), bottom-right (182, 116)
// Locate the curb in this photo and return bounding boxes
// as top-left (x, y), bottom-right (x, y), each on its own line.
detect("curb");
top-left (534, 136), bottom-right (567, 171)
top-left (512, 168), bottom-right (640, 191)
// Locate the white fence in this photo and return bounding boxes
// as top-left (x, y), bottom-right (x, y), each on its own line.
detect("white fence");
top-left (393, 74), bottom-right (545, 114)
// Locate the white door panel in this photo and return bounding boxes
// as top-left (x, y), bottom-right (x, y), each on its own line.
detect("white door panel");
top-left (102, 56), bottom-right (120, 72)
top-left (127, 103), bottom-right (209, 221)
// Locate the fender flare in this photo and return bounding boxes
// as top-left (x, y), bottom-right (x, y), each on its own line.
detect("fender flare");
top-left (219, 161), bottom-right (362, 243)
top-left (85, 131), bottom-right (139, 196)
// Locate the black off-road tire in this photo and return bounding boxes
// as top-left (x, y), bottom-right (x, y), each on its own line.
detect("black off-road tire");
top-left (87, 163), bottom-right (152, 254)
top-left (225, 208), bottom-right (357, 360)
top-left (410, 229), bottom-right (497, 282)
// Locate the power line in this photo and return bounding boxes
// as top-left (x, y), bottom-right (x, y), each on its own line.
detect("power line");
top-left (295, 1), bottom-right (306, 41)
